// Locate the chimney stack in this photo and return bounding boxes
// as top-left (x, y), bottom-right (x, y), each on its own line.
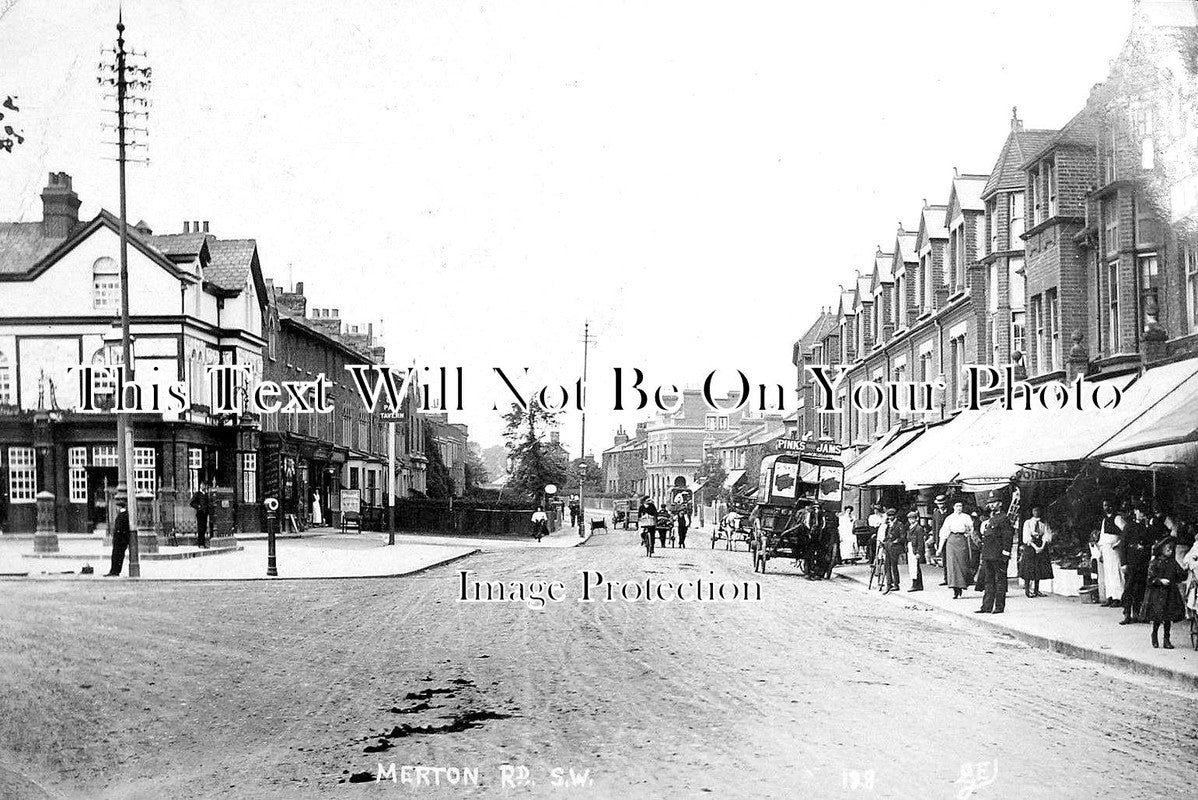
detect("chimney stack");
top-left (192, 220), bottom-right (199, 233)
top-left (202, 221), bottom-right (209, 233)
top-left (184, 221), bottom-right (190, 233)
top-left (41, 172), bottom-right (81, 238)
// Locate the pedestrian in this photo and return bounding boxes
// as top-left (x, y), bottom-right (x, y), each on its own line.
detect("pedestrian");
top-left (1144, 538), bottom-right (1187, 648)
top-left (189, 481), bottom-right (212, 548)
top-left (568, 498), bottom-right (580, 528)
top-left (838, 506), bottom-right (857, 563)
top-left (531, 506), bottom-right (549, 542)
top-left (1182, 535), bottom-right (1198, 622)
top-left (656, 507), bottom-right (671, 549)
top-left (867, 504), bottom-right (884, 563)
top-left (676, 506), bottom-right (690, 548)
top-left (1120, 505), bottom-right (1152, 625)
top-left (1096, 498), bottom-right (1124, 607)
top-left (938, 501), bottom-right (975, 599)
top-left (104, 497), bottom-right (130, 577)
top-left (930, 494), bottom-right (950, 573)
top-left (1019, 506), bottom-right (1054, 598)
top-left (905, 510), bottom-right (926, 591)
top-left (976, 492), bottom-right (1015, 615)
top-left (853, 511), bottom-right (874, 563)
top-left (880, 507), bottom-right (905, 594)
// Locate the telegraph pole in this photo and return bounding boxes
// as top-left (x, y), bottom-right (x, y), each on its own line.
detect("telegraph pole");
top-left (99, 11), bottom-right (150, 576)
top-left (577, 322), bottom-right (596, 536)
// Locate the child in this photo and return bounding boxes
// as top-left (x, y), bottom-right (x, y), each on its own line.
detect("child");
top-left (1144, 539), bottom-right (1187, 649)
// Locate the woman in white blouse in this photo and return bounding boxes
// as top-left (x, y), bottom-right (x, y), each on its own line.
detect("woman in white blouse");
top-left (938, 501), bottom-right (975, 599)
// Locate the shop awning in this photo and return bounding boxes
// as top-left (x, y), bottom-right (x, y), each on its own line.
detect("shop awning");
top-left (723, 469), bottom-right (746, 489)
top-left (845, 425), bottom-right (925, 486)
top-left (861, 410), bottom-right (989, 488)
top-left (1088, 359), bottom-right (1198, 462)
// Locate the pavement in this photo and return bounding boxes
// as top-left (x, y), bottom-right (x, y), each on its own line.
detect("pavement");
top-left (836, 560), bottom-right (1198, 687)
top-left (0, 522), bottom-right (591, 581)
top-left (3, 525), bottom-right (1195, 799)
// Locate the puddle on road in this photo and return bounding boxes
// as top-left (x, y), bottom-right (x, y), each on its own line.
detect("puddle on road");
top-left (338, 676), bottom-right (519, 783)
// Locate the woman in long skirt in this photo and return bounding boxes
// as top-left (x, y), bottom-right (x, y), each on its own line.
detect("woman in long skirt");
top-left (938, 501), bottom-right (974, 599)
top-left (1144, 539), bottom-right (1187, 649)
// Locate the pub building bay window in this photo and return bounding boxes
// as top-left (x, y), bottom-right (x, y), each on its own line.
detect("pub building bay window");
top-left (8, 446), bottom-right (36, 502)
top-left (188, 447), bottom-right (202, 493)
top-left (69, 447), bottom-right (87, 503)
top-left (241, 453), bottom-right (257, 504)
top-left (133, 447), bottom-right (156, 495)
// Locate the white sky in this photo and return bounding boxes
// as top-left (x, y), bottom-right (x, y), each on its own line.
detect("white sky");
top-left (0, 0), bottom-right (1135, 455)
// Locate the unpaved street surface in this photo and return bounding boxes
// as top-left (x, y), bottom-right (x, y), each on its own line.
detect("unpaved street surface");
top-left (1, 529), bottom-right (1196, 799)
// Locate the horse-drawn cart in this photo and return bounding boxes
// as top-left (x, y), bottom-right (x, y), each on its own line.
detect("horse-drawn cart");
top-left (613, 499), bottom-right (638, 530)
top-left (748, 439), bottom-right (844, 576)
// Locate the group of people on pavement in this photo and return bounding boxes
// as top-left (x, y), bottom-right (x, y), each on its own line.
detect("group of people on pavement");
top-left (1092, 496), bottom-right (1198, 649)
top-left (106, 482), bottom-right (214, 576)
top-left (636, 496), bottom-right (691, 551)
top-left (839, 489), bottom-right (1198, 650)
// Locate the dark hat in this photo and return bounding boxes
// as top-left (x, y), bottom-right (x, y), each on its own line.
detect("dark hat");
top-left (906, 510), bottom-right (919, 519)
top-left (987, 491), bottom-right (1002, 503)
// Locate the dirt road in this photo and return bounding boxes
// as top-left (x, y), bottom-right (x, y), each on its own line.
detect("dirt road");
top-left (1, 529), bottom-right (1195, 799)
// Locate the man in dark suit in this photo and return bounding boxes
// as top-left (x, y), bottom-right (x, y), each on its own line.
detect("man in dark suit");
top-left (931, 494), bottom-right (951, 580)
top-left (190, 482), bottom-right (211, 548)
top-left (1120, 505), bottom-right (1152, 624)
top-left (105, 498), bottom-right (130, 577)
top-left (976, 492), bottom-right (1015, 614)
top-left (905, 510), bottom-right (927, 591)
top-left (881, 507), bottom-right (907, 594)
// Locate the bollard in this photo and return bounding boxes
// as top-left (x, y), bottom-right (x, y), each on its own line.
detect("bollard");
top-left (264, 498), bottom-right (279, 577)
top-left (136, 491), bottom-right (159, 555)
top-left (33, 491), bottom-right (58, 553)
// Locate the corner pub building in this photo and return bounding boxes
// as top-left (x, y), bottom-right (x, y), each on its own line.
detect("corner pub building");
top-left (0, 173), bottom-right (268, 535)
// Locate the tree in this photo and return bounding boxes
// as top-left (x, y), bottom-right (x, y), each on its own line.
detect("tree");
top-left (696, 455), bottom-right (729, 504)
top-left (424, 428), bottom-right (455, 499)
top-left (568, 455), bottom-right (604, 497)
top-left (502, 401), bottom-right (568, 501)
top-left (463, 443), bottom-right (490, 494)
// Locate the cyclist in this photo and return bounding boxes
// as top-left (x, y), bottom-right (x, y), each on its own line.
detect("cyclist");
top-left (637, 495), bottom-right (658, 556)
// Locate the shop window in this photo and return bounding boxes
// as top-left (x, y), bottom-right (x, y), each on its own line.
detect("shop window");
top-left (8, 446), bottom-right (36, 502)
top-left (69, 447), bottom-right (87, 503)
top-left (133, 447), bottom-right (156, 496)
top-left (366, 470), bottom-right (378, 506)
top-left (242, 453), bottom-right (257, 503)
